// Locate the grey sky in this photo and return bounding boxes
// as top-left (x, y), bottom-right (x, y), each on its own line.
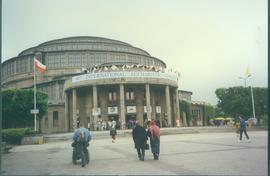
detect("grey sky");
top-left (2, 0), bottom-right (267, 105)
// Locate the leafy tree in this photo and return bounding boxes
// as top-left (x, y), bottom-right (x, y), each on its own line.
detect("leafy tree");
top-left (215, 86), bottom-right (268, 124)
top-left (203, 104), bottom-right (215, 125)
top-left (180, 100), bottom-right (191, 126)
top-left (2, 89), bottom-right (48, 129)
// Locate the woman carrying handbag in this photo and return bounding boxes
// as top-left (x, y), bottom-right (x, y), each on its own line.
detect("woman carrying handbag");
top-left (132, 121), bottom-right (148, 161)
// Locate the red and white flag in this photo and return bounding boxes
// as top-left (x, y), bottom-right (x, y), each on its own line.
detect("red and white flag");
top-left (34, 58), bottom-right (46, 73)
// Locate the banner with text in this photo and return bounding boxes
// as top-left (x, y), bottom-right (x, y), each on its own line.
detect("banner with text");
top-left (72, 71), bottom-right (178, 83)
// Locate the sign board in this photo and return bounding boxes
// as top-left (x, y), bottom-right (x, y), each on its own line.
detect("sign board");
top-left (144, 106), bottom-right (152, 113)
top-left (126, 106), bottom-right (136, 113)
top-left (108, 107), bottom-right (118, 114)
top-left (72, 71), bottom-right (178, 83)
top-left (156, 106), bottom-right (161, 114)
top-left (92, 108), bottom-right (101, 116)
top-left (30, 109), bottom-right (39, 114)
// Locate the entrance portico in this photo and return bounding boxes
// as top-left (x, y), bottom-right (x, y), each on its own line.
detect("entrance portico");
top-left (64, 70), bottom-right (180, 131)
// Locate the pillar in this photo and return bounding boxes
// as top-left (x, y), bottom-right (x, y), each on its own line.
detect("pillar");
top-left (175, 88), bottom-right (181, 127)
top-left (145, 84), bottom-right (151, 120)
top-left (64, 91), bottom-right (69, 132)
top-left (72, 89), bottom-right (77, 130)
top-left (165, 85), bottom-right (172, 126)
top-left (92, 85), bottom-right (98, 130)
top-left (119, 84), bottom-right (125, 124)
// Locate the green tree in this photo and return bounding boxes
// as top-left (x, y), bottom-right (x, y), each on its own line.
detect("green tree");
top-left (215, 86), bottom-right (268, 124)
top-left (2, 89), bottom-right (48, 129)
top-left (180, 100), bottom-right (191, 126)
top-left (203, 104), bottom-right (215, 125)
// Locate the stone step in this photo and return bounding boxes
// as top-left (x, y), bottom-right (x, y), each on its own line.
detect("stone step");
top-left (42, 126), bottom-right (266, 143)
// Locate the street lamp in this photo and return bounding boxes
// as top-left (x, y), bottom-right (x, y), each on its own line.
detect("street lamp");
top-left (239, 75), bottom-right (251, 87)
top-left (239, 75), bottom-right (257, 125)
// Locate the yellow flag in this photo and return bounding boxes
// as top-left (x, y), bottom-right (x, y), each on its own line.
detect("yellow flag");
top-left (245, 67), bottom-right (251, 77)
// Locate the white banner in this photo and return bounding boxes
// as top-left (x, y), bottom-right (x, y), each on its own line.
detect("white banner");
top-left (72, 71), bottom-right (178, 83)
top-left (144, 106), bottom-right (152, 113)
top-left (92, 108), bottom-right (101, 116)
top-left (156, 106), bottom-right (161, 114)
top-left (126, 106), bottom-right (136, 113)
top-left (108, 107), bottom-right (118, 114)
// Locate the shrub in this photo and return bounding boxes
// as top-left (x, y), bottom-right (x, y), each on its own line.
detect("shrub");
top-left (2, 128), bottom-right (31, 144)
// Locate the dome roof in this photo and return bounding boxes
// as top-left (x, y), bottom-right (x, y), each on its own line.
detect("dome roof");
top-left (18, 36), bottom-right (150, 57)
top-left (39, 36), bottom-right (132, 47)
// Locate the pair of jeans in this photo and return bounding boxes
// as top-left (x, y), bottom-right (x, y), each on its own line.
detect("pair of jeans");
top-left (240, 129), bottom-right (249, 140)
top-left (136, 147), bottom-right (145, 160)
top-left (75, 142), bottom-right (90, 163)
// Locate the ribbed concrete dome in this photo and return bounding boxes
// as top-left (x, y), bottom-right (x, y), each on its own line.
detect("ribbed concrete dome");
top-left (18, 36), bottom-right (150, 57)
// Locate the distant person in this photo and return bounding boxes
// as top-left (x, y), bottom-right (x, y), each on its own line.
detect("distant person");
top-left (175, 119), bottom-right (180, 127)
top-left (132, 121), bottom-right (148, 161)
top-left (147, 120), bottom-right (161, 160)
top-left (234, 119), bottom-right (240, 139)
top-left (238, 114), bottom-right (251, 142)
top-left (162, 118), bottom-right (168, 127)
top-left (109, 119), bottom-right (117, 143)
top-left (87, 122), bottom-right (91, 131)
top-left (156, 119), bottom-right (161, 128)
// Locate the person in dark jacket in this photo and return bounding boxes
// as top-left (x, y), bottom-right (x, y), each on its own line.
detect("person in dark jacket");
top-left (132, 121), bottom-right (148, 161)
top-left (239, 114), bottom-right (251, 142)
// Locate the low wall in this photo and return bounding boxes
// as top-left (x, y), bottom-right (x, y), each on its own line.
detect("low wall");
top-left (43, 125), bottom-right (267, 143)
top-left (21, 135), bottom-right (45, 145)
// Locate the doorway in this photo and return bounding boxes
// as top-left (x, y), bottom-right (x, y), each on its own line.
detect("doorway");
top-left (126, 114), bottom-right (136, 129)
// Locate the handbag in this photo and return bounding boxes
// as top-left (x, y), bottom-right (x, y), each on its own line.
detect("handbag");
top-left (145, 143), bottom-right (150, 150)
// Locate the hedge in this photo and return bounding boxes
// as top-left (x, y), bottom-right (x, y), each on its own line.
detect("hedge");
top-left (2, 128), bottom-right (31, 144)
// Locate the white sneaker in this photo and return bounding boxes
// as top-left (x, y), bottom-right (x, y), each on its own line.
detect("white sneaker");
top-left (247, 139), bottom-right (251, 143)
top-left (237, 139), bottom-right (241, 142)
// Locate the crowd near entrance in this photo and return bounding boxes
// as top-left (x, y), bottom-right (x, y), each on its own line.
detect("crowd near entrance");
top-left (126, 114), bottom-right (136, 129)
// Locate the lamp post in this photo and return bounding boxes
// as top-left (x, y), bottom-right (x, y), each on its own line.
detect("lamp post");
top-left (239, 75), bottom-right (257, 125)
top-left (238, 76), bottom-right (250, 87)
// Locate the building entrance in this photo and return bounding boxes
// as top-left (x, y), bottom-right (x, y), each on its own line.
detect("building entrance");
top-left (126, 114), bottom-right (136, 129)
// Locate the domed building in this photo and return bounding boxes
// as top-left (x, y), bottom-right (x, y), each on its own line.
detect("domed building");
top-left (2, 36), bottom-right (181, 133)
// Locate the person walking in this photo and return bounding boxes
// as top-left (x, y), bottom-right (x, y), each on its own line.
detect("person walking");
top-left (72, 123), bottom-right (92, 166)
top-left (234, 118), bottom-right (240, 139)
top-left (238, 114), bottom-right (251, 142)
top-left (109, 119), bottom-right (117, 143)
top-left (132, 121), bottom-right (148, 161)
top-left (147, 120), bottom-right (160, 160)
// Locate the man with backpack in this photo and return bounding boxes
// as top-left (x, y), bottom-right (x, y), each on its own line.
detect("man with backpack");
top-left (72, 123), bottom-right (92, 166)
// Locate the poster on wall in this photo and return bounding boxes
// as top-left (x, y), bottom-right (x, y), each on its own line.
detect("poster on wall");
top-left (108, 107), bottom-right (118, 114)
top-left (144, 106), bottom-right (152, 113)
top-left (126, 106), bottom-right (136, 113)
top-left (156, 106), bottom-right (161, 114)
top-left (92, 108), bottom-right (101, 116)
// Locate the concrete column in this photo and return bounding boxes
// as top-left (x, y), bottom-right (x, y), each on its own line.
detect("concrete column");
top-left (93, 85), bottom-right (98, 130)
top-left (64, 91), bottom-right (69, 132)
top-left (145, 84), bottom-right (151, 120)
top-left (86, 87), bottom-right (93, 128)
top-left (72, 89), bottom-right (77, 130)
top-left (165, 85), bottom-right (172, 126)
top-left (119, 84), bottom-right (125, 123)
top-left (151, 90), bottom-right (156, 120)
top-left (175, 88), bottom-right (181, 127)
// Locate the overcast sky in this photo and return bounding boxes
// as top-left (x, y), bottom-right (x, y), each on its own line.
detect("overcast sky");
top-left (2, 0), bottom-right (267, 105)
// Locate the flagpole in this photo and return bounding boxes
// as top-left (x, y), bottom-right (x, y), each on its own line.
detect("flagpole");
top-left (34, 58), bottom-right (37, 132)
top-left (250, 86), bottom-right (256, 124)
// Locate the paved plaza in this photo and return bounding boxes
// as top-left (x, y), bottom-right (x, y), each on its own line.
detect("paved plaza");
top-left (1, 131), bottom-right (267, 175)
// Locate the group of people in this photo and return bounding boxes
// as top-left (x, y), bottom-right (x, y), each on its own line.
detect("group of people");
top-left (132, 119), bottom-right (160, 161)
top-left (72, 113), bottom-right (251, 167)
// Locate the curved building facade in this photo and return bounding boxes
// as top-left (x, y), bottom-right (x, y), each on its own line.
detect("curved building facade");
top-left (2, 36), bottom-right (181, 133)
